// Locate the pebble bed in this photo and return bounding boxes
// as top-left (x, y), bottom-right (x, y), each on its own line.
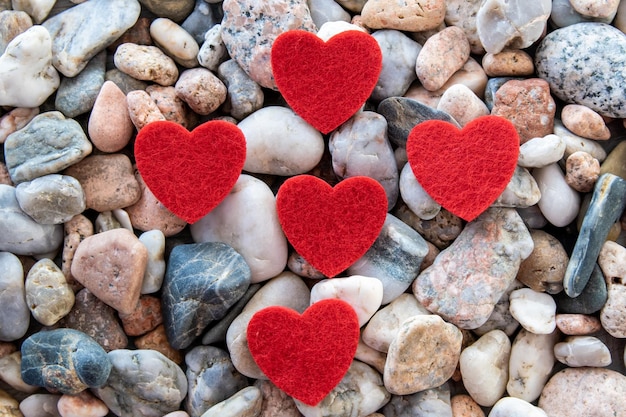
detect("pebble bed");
top-left (1, 0), bottom-right (626, 416)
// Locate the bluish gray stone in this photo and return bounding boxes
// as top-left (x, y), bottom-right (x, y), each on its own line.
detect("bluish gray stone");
top-left (4, 111), bottom-right (92, 184)
top-left (94, 349), bottom-right (187, 417)
top-left (383, 383), bottom-right (452, 417)
top-left (181, 0), bottom-right (220, 44)
top-left (43, 0), bottom-right (141, 77)
top-left (21, 328), bottom-right (111, 394)
top-left (550, 0), bottom-right (615, 28)
top-left (0, 185), bottom-right (63, 256)
top-left (0, 251), bottom-right (29, 341)
top-left (371, 30), bottom-right (421, 102)
top-left (563, 173), bottom-right (626, 297)
top-left (105, 68), bottom-right (149, 95)
top-left (377, 97), bottom-right (459, 147)
top-left (163, 242), bottom-right (251, 349)
top-left (217, 59), bottom-right (264, 120)
top-left (483, 77), bottom-right (521, 111)
top-left (185, 346), bottom-right (248, 417)
top-left (55, 51), bottom-right (106, 118)
top-left (535, 23), bottom-right (626, 118)
top-left (555, 264), bottom-right (607, 314)
top-left (348, 213), bottom-right (429, 304)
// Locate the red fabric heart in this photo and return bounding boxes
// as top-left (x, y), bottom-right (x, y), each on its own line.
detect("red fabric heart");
top-left (276, 175), bottom-right (387, 277)
top-left (271, 30), bottom-right (382, 134)
top-left (407, 115), bottom-right (519, 222)
top-left (247, 299), bottom-right (360, 406)
top-left (134, 120), bottom-right (246, 224)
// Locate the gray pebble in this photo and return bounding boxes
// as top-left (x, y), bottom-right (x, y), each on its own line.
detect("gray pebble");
top-left (199, 386), bottom-right (262, 417)
top-left (217, 59), bottom-right (264, 120)
top-left (371, 30), bottom-right (421, 101)
top-left (104, 68), bottom-right (149, 95)
top-left (555, 264), bottom-right (608, 314)
top-left (383, 383), bottom-right (452, 417)
top-left (308, 0), bottom-right (351, 27)
top-left (54, 50), bottom-right (105, 118)
top-left (0, 251), bottom-right (29, 341)
top-left (550, 0), bottom-right (615, 28)
top-left (201, 284), bottom-right (260, 345)
top-left (492, 166), bottom-right (541, 208)
top-left (15, 174), bottom-right (86, 224)
top-left (181, 0), bottom-right (220, 44)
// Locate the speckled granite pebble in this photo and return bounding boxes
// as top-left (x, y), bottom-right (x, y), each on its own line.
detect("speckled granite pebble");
top-left (175, 68), bottom-right (226, 115)
top-left (565, 151), bottom-right (600, 192)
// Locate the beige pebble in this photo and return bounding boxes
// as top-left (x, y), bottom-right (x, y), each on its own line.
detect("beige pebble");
top-left (556, 314), bottom-right (602, 335)
top-left (517, 229), bottom-right (568, 294)
top-left (569, 0), bottom-right (620, 18)
top-left (63, 154), bottom-right (141, 212)
top-left (114, 43), bottom-right (179, 86)
top-left (146, 85), bottom-right (194, 129)
top-left (0, 388), bottom-right (21, 417)
top-left (134, 324), bottom-right (183, 365)
top-left (0, 107), bottom-right (38, 144)
top-left (57, 391), bottom-right (109, 417)
top-left (437, 83), bottom-right (489, 127)
top-left (0, 10), bottom-right (32, 53)
top-left (561, 104), bottom-right (611, 140)
top-left (125, 168), bottom-right (187, 237)
top-left (416, 26), bottom-right (470, 92)
top-left (62, 214), bottom-right (93, 292)
top-left (127, 90), bottom-right (166, 131)
top-left (25, 258), bottom-right (74, 326)
top-left (565, 151), bottom-right (600, 193)
top-left (451, 394), bottom-right (486, 417)
top-left (482, 49), bottom-right (534, 77)
top-left (175, 68), bottom-right (227, 115)
top-left (361, 0), bottom-right (445, 32)
top-left (163, 412), bottom-right (190, 417)
top-left (599, 240), bottom-right (626, 338)
top-left (149, 18), bottom-right (199, 68)
top-left (0, 162), bottom-right (12, 186)
top-left (88, 81), bottom-right (134, 153)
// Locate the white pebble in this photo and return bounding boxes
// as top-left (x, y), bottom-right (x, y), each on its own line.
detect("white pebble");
top-left (554, 336), bottom-right (612, 367)
top-left (150, 18), bottom-right (199, 68)
top-left (554, 119), bottom-right (607, 162)
top-left (509, 288), bottom-right (556, 334)
top-left (518, 134), bottom-right (566, 168)
top-left (197, 24), bottom-right (227, 71)
top-left (138, 230), bottom-right (166, 294)
top-left (316, 21), bottom-right (366, 42)
top-left (488, 396), bottom-right (548, 417)
top-left (532, 163), bottom-right (580, 227)
top-left (19, 393), bottom-right (62, 417)
top-left (399, 163), bottom-right (441, 220)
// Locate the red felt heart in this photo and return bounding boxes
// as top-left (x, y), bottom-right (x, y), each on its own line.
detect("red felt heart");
top-left (276, 175), bottom-right (387, 277)
top-left (134, 120), bottom-right (246, 224)
top-left (271, 30), bottom-right (382, 134)
top-left (247, 299), bottom-right (360, 406)
top-left (406, 115), bottom-right (519, 222)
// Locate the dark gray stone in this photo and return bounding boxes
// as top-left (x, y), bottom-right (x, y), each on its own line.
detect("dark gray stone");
top-left (163, 242), bottom-right (251, 349)
top-left (563, 173), bottom-right (626, 297)
top-left (217, 59), bottom-right (264, 120)
top-left (20, 328), bottom-right (111, 394)
top-left (185, 346), bottom-right (248, 417)
top-left (55, 51), bottom-right (106, 118)
top-left (182, 0), bottom-right (220, 44)
top-left (377, 97), bottom-right (459, 147)
top-left (483, 77), bottom-right (521, 111)
top-left (556, 264), bottom-right (608, 314)
top-left (202, 283), bottom-right (260, 345)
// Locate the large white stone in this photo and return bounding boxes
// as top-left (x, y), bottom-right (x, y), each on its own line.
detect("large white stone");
top-left (488, 397), bottom-right (548, 417)
top-left (509, 288), bottom-right (556, 334)
top-left (554, 336), bottom-right (612, 367)
top-left (533, 163), bottom-right (580, 227)
top-left (518, 134), bottom-right (566, 168)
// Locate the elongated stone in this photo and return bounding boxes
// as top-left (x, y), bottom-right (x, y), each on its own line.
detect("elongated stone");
top-left (563, 173), bottom-right (626, 297)
top-left (0, 252), bottom-right (29, 341)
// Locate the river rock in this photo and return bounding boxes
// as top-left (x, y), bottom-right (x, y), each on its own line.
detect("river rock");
top-left (4, 111), bottom-right (92, 184)
top-left (119, 295), bottom-right (162, 337)
top-left (57, 390), bottom-right (109, 417)
top-left (554, 119), bottom-right (607, 162)
top-left (416, 26), bottom-right (470, 92)
top-left (444, 0), bottom-right (484, 54)
top-left (474, 279), bottom-right (523, 337)
top-left (437, 83), bottom-right (489, 127)
top-left (88, 81), bottom-right (134, 153)
top-left (138, 0), bottom-right (194, 22)
top-left (217, 59), bottom-right (264, 120)
top-left (198, 23), bottom-right (227, 72)
top-left (191, 174), bottom-right (288, 283)
top-left (181, 0), bottom-right (220, 44)
top-left (533, 163), bottom-right (581, 228)
top-left (0, 351), bottom-right (37, 394)
top-left (55, 51), bottom-right (105, 118)
top-left (0, 10), bottom-right (32, 54)
top-left (517, 229), bottom-right (568, 293)
top-left (0, 107), bottom-right (38, 145)
top-left (555, 263), bottom-right (608, 314)
top-left (600, 140), bottom-right (626, 179)
top-left (482, 49), bottom-right (535, 77)
top-left (199, 386), bottom-right (262, 417)
top-left (399, 162), bottom-right (441, 220)
top-left (150, 18), bottom-right (199, 68)
top-left (509, 287), bottom-right (557, 334)
top-left (21, 329), bottom-right (111, 394)
top-left (309, 0), bottom-right (351, 27)
top-left (114, 43), bottom-right (179, 86)
top-left (556, 314), bottom-right (602, 335)
top-left (0, 252), bottom-right (29, 341)
top-left (554, 336), bottom-right (612, 367)
top-left (15, 174), bottom-right (85, 224)
top-left (561, 104), bottom-right (611, 140)
top-left (175, 68), bottom-right (226, 115)
top-left (25, 258), bottom-right (74, 326)
top-left (146, 84), bottom-right (194, 128)
top-left (137, 230), bottom-right (165, 294)
top-left (599, 240), bottom-right (626, 338)
top-left (162, 242), bottom-right (251, 350)
top-left (370, 30), bottom-right (420, 101)
top-left (450, 394), bottom-right (485, 417)
top-left (126, 90), bottom-right (166, 129)
top-left (414, 208), bottom-right (533, 329)
top-left (489, 397), bottom-right (548, 417)
top-left (566, 151), bottom-right (600, 193)
top-left (361, 0), bottom-right (445, 32)
top-left (518, 134), bottom-right (566, 168)
top-left (393, 204), bottom-right (463, 250)
top-left (134, 324), bottom-right (182, 365)
top-left (492, 166), bottom-right (541, 208)
top-left (383, 384), bottom-right (453, 417)
top-left (94, 349), bottom-right (187, 417)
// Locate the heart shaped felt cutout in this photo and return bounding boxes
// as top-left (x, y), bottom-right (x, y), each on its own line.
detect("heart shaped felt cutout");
top-left (406, 115), bottom-right (519, 222)
top-left (247, 299), bottom-right (360, 406)
top-left (271, 30), bottom-right (382, 134)
top-left (134, 120), bottom-right (246, 224)
top-left (276, 175), bottom-right (387, 277)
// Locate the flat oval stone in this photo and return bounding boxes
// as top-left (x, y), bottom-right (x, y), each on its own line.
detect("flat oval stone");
top-left (555, 313), bottom-right (602, 335)
top-left (561, 104), bottom-right (611, 140)
top-left (175, 68), bottom-right (226, 115)
top-left (535, 22), bottom-right (626, 118)
top-left (371, 29), bottom-right (421, 101)
top-left (4, 111), bottom-right (92, 185)
top-left (25, 258), bottom-right (74, 326)
top-left (383, 383), bottom-right (453, 417)
top-left (15, 174), bottom-right (86, 224)
top-left (554, 336), bottom-right (612, 367)
top-left (21, 329), bottom-right (111, 394)
top-left (0, 252), bottom-right (29, 341)
top-left (217, 59), bottom-right (264, 120)
top-left (139, 0), bottom-right (194, 22)
top-left (416, 26), bottom-right (470, 92)
top-left (482, 49), bottom-right (535, 77)
top-left (361, 0), bottom-right (445, 32)
top-left (94, 349), bottom-right (187, 417)
top-left (55, 51), bottom-right (105, 118)
top-left (114, 43), bottom-right (179, 86)
top-left (554, 119), bottom-right (607, 161)
top-left (162, 242), bottom-right (251, 350)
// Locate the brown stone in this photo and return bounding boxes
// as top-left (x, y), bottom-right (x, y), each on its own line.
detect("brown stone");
top-left (175, 68), bottom-right (227, 115)
top-left (0, 162), bottom-right (12, 186)
top-left (134, 324), bottom-right (183, 365)
top-left (416, 26), bottom-right (470, 92)
top-left (88, 81), bottom-right (135, 153)
top-left (482, 49), bottom-right (534, 77)
top-left (419, 241), bottom-right (440, 272)
top-left (62, 214), bottom-right (93, 292)
top-left (119, 295), bottom-right (163, 337)
top-left (361, 0), bottom-right (446, 32)
top-left (0, 342), bottom-right (16, 359)
top-left (555, 314), bottom-right (602, 335)
top-left (0, 389), bottom-right (21, 417)
top-left (451, 394), bottom-right (486, 417)
top-left (254, 380), bottom-right (301, 417)
top-left (517, 229), bottom-right (568, 294)
top-left (126, 89), bottom-right (166, 131)
top-left (146, 85), bottom-right (194, 129)
top-left (565, 151), bottom-right (600, 192)
top-left (393, 203), bottom-right (463, 249)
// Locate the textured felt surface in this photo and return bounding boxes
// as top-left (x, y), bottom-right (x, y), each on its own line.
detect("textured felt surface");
top-left (247, 299), bottom-right (360, 406)
top-left (271, 30), bottom-right (382, 134)
top-left (134, 120), bottom-right (246, 224)
top-left (406, 115), bottom-right (520, 222)
top-left (276, 175), bottom-right (388, 277)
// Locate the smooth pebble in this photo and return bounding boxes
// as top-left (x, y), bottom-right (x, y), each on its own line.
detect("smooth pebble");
top-left (509, 287), bottom-right (557, 334)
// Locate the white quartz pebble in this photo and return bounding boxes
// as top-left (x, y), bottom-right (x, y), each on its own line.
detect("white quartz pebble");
top-left (150, 18), bottom-right (199, 68)
top-left (509, 288), bottom-right (556, 334)
top-left (138, 230), bottom-right (166, 294)
top-left (399, 163), bottom-right (441, 220)
top-left (554, 120), bottom-right (607, 162)
top-left (533, 163), bottom-right (580, 227)
top-left (488, 397), bottom-right (548, 417)
top-left (554, 336), bottom-right (612, 367)
top-left (518, 134), bottom-right (566, 168)
top-left (316, 21), bottom-right (367, 42)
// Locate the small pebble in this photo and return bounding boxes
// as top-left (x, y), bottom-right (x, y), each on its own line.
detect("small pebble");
top-left (474, 280), bottom-right (523, 337)
top-left (19, 394), bottom-right (61, 417)
top-left (492, 166), bottom-right (541, 208)
top-left (57, 391), bottom-right (109, 417)
top-left (394, 204), bottom-right (463, 250)
top-left (25, 258), bottom-right (74, 326)
top-left (509, 287), bottom-right (557, 334)
top-left (599, 240), bottom-right (626, 338)
top-left (570, 0), bottom-right (620, 18)
top-left (54, 51), bottom-right (105, 118)
top-left (138, 230), bottom-right (166, 294)
top-left (361, 0), bottom-right (445, 32)
top-left (565, 151), bottom-right (600, 192)
top-left (175, 67), bottom-right (226, 115)
top-left (555, 313), bottom-right (602, 335)
top-left (436, 83), bottom-right (489, 127)
top-left (0, 389), bottom-right (21, 416)
top-left (119, 295), bottom-right (162, 337)
top-left (197, 24), bottom-right (227, 72)
top-left (554, 119), bottom-right (607, 161)
top-left (517, 229), bottom-right (568, 294)
top-left (517, 134), bottom-right (566, 168)
top-left (482, 49), bottom-right (534, 77)
top-left (533, 162), bottom-right (581, 227)
top-left (88, 81), bottom-right (134, 153)
top-left (451, 394), bottom-right (485, 417)
top-left (399, 163), bottom-right (441, 220)
top-left (126, 89), bottom-right (167, 130)
top-left (139, 0), bottom-right (194, 21)
top-left (114, 43), bottom-right (179, 86)
top-left (150, 18), bottom-right (199, 68)
top-left (488, 397), bottom-right (548, 417)
top-left (0, 107), bottom-right (38, 144)
top-left (444, 0), bottom-right (484, 54)
top-left (217, 59), bottom-right (264, 120)
top-left (134, 324), bottom-right (183, 365)
top-left (355, 339), bottom-right (387, 375)
top-left (554, 335), bottom-right (612, 367)
top-left (148, 84), bottom-right (196, 128)
top-left (561, 104), bottom-right (611, 140)
top-left (0, 351), bottom-right (38, 394)
top-left (0, 10), bottom-right (32, 54)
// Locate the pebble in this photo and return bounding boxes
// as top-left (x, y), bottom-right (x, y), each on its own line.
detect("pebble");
top-left (55, 51), bottom-right (105, 118)
top-left (517, 229), bottom-right (568, 294)
top-left (451, 394), bottom-right (485, 417)
top-left (190, 174), bottom-right (288, 283)
top-left (198, 386), bottom-right (262, 417)
top-left (399, 163), bottom-right (441, 220)
top-left (570, 0), bottom-right (620, 18)
top-left (348, 213), bottom-right (429, 304)
top-left (238, 106), bottom-right (324, 175)
top-left (147, 84), bottom-right (194, 128)
top-left (444, 0), bottom-right (484, 54)
top-left (19, 394), bottom-right (61, 417)
top-left (138, 230), bottom-right (166, 294)
top-left (61, 214), bottom-right (93, 290)
top-left (482, 49), bottom-right (534, 77)
top-left (517, 134), bottom-right (566, 168)
top-left (491, 166), bottom-right (541, 208)
top-left (105, 68), bottom-right (148, 94)
top-left (490, 78), bottom-right (556, 143)
top-left (226, 272), bottom-right (310, 378)
top-left (414, 208), bottom-right (533, 329)
top-left (88, 81), bottom-right (134, 153)
top-left (119, 295), bottom-right (162, 337)
top-left (554, 119), bottom-right (607, 161)
top-left (507, 329), bottom-right (559, 402)
top-left (21, 328), bottom-right (111, 394)
top-left (24, 258), bottom-right (74, 326)
top-left (57, 391), bottom-right (109, 417)
top-left (150, 18), bottom-right (199, 68)
top-left (173, 68), bottom-right (226, 115)
top-left (184, 345), bottom-right (248, 417)
top-left (197, 24), bottom-right (227, 72)
top-left (564, 174), bottom-right (626, 297)
top-left (0, 107), bottom-right (38, 144)
top-left (565, 151), bottom-right (600, 192)
top-left (70, 228), bottom-right (147, 315)
top-left (114, 43), bottom-right (179, 86)
top-left (384, 315), bottom-right (462, 395)
top-left (599, 240), bottom-right (626, 338)
top-left (63, 154), bottom-right (141, 212)
top-left (561, 104), bottom-right (611, 140)
top-left (221, 0), bottom-right (316, 90)
top-left (370, 29), bottom-right (420, 101)
top-left (5, 110), bottom-right (92, 184)
top-left (436, 84), bottom-right (489, 127)
top-left (15, 174), bottom-right (86, 224)
top-left (309, 0), bottom-right (350, 27)
top-left (459, 330), bottom-right (510, 407)
top-left (0, 25), bottom-right (59, 108)
top-left (217, 59), bottom-right (264, 120)
top-left (383, 383), bottom-right (452, 417)
top-left (361, 0), bottom-right (445, 32)
top-left (139, 0), bottom-right (194, 22)
top-left (533, 163), bottom-right (581, 227)
top-left (254, 379), bottom-right (301, 417)
top-left (556, 313), bottom-right (602, 335)
top-left (488, 397), bottom-right (548, 417)
top-left (355, 339), bottom-right (387, 375)
top-left (416, 26), bottom-right (470, 92)
top-left (394, 204), bottom-right (463, 250)
top-left (554, 335), bottom-right (612, 367)
top-left (509, 287), bottom-right (557, 334)
top-left (0, 10), bottom-right (32, 54)
top-left (94, 349), bottom-right (187, 417)
top-left (295, 360), bottom-right (390, 417)
top-left (181, 0), bottom-right (219, 44)
top-left (202, 284), bottom-right (260, 346)
top-left (600, 140), bottom-right (626, 179)
top-left (0, 351), bottom-right (37, 394)
top-left (474, 279), bottom-right (523, 337)
top-left (476, 0), bottom-right (551, 54)
top-left (0, 389), bottom-right (21, 417)
top-left (0, 185), bottom-right (63, 256)
top-left (134, 324), bottom-right (183, 365)
top-left (554, 263), bottom-right (608, 314)
top-left (329, 111), bottom-right (398, 209)
top-left (43, 0), bottom-right (140, 77)
top-left (162, 242), bottom-right (251, 350)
